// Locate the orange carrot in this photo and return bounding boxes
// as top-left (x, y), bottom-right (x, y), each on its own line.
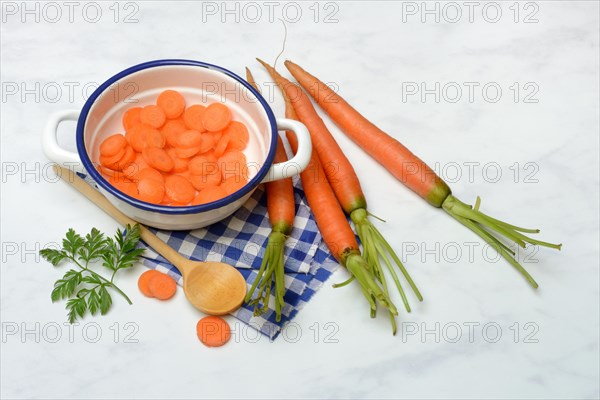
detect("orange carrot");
top-left (183, 105), bottom-right (207, 132)
top-left (223, 121), bottom-right (249, 151)
top-left (259, 59), bottom-right (421, 312)
top-left (202, 103), bottom-right (231, 132)
top-left (100, 134), bottom-right (127, 156)
top-left (142, 147), bottom-right (174, 172)
top-left (122, 107), bottom-right (142, 131)
top-left (157, 90), bottom-right (186, 119)
top-left (162, 118), bottom-right (187, 147)
top-left (140, 105), bottom-right (166, 128)
top-left (285, 60), bottom-right (562, 288)
top-left (148, 272), bottom-right (177, 300)
top-left (138, 270), bottom-right (163, 297)
top-left (192, 185), bottom-right (227, 205)
top-left (196, 316), bottom-right (231, 347)
top-left (164, 175), bottom-right (195, 204)
top-left (137, 178), bottom-right (165, 203)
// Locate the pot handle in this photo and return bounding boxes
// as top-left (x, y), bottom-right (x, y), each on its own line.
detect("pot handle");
top-left (42, 110), bottom-right (83, 171)
top-left (262, 118), bottom-right (312, 183)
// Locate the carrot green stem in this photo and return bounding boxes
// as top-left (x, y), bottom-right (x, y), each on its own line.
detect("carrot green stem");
top-left (244, 231), bottom-right (287, 322)
top-left (442, 195), bottom-right (562, 288)
top-left (350, 208), bottom-right (423, 313)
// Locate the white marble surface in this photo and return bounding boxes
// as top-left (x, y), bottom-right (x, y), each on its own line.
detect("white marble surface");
top-left (1, 1), bottom-right (599, 398)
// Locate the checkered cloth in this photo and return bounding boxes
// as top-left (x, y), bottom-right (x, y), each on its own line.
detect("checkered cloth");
top-left (82, 173), bottom-right (339, 340)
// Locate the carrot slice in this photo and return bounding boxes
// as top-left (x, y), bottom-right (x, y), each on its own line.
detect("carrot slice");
top-left (183, 105), bottom-right (207, 132)
top-left (137, 178), bottom-right (165, 203)
top-left (174, 145), bottom-right (201, 159)
top-left (189, 155), bottom-right (219, 176)
top-left (99, 146), bottom-right (126, 168)
top-left (166, 148), bottom-right (189, 173)
top-left (100, 134), bottom-right (127, 156)
top-left (123, 153), bottom-right (149, 181)
top-left (157, 90), bottom-right (186, 119)
top-left (192, 185), bottom-right (227, 205)
top-left (111, 145), bottom-right (136, 171)
top-left (223, 121), bottom-right (249, 151)
top-left (142, 147), bottom-right (174, 172)
top-left (162, 118), bottom-right (187, 148)
top-left (122, 107), bottom-right (142, 131)
top-left (126, 123), bottom-right (161, 152)
top-left (213, 134), bottom-right (230, 158)
top-left (196, 316), bottom-right (231, 347)
top-left (145, 128), bottom-right (166, 149)
top-left (202, 102), bottom-right (231, 132)
top-left (203, 151), bottom-right (218, 163)
top-left (198, 133), bottom-right (216, 154)
top-left (177, 130), bottom-right (202, 148)
top-left (137, 167), bottom-right (164, 184)
top-left (164, 175), bottom-right (195, 204)
top-left (221, 175), bottom-right (248, 195)
top-left (140, 105), bottom-right (166, 128)
top-left (190, 173), bottom-right (222, 191)
top-left (148, 273), bottom-right (177, 300)
top-left (138, 270), bottom-right (162, 297)
top-left (218, 151), bottom-right (248, 180)
top-left (108, 174), bottom-right (138, 198)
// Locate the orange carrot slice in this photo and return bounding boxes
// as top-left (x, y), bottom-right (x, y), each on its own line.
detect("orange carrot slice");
top-left (213, 134), bottom-right (230, 158)
top-left (148, 273), bottom-right (177, 300)
top-left (189, 155), bottom-right (219, 176)
top-left (140, 105), bottom-right (166, 128)
top-left (137, 167), bottom-right (164, 184)
top-left (221, 175), bottom-right (248, 195)
top-left (137, 178), bottom-right (165, 203)
top-left (126, 123), bottom-right (160, 152)
top-left (164, 175), bottom-right (195, 204)
top-left (183, 105), bottom-right (207, 132)
top-left (174, 145), bottom-right (202, 159)
top-left (162, 118), bottom-right (187, 148)
top-left (177, 130), bottom-right (203, 148)
top-left (192, 185), bottom-right (227, 205)
top-left (138, 270), bottom-right (162, 297)
top-left (202, 102), bottom-right (231, 132)
top-left (166, 148), bottom-right (189, 173)
top-left (196, 316), bottom-right (231, 347)
top-left (190, 173), bottom-right (222, 191)
top-left (100, 134), bottom-right (127, 156)
top-left (123, 107), bottom-right (142, 131)
top-left (99, 147), bottom-right (126, 168)
top-left (218, 150), bottom-right (247, 180)
top-left (223, 121), bottom-right (249, 151)
top-left (142, 147), bottom-right (174, 172)
top-left (157, 90), bottom-right (186, 119)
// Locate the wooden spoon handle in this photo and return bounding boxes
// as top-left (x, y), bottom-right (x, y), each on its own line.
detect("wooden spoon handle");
top-left (53, 165), bottom-right (189, 270)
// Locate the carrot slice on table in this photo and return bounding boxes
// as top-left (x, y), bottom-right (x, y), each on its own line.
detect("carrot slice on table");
top-left (162, 118), bottom-right (187, 147)
top-left (164, 175), bottom-right (195, 204)
top-left (183, 105), bottom-right (207, 132)
top-left (192, 185), bottom-right (227, 205)
top-left (140, 105), bottom-right (166, 128)
top-left (148, 273), bottom-right (177, 300)
top-left (157, 90), bottom-right (186, 119)
top-left (138, 270), bottom-right (163, 297)
top-left (122, 107), bottom-right (142, 131)
top-left (196, 316), bottom-right (231, 347)
top-left (177, 130), bottom-right (203, 148)
top-left (223, 121), bottom-right (249, 151)
top-left (142, 147), bottom-right (174, 172)
top-left (202, 102), bottom-right (231, 132)
top-left (100, 134), bottom-right (127, 156)
top-left (137, 178), bottom-right (165, 203)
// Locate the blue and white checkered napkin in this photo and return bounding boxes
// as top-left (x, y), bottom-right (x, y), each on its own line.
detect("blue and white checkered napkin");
top-left (131, 180), bottom-right (339, 340)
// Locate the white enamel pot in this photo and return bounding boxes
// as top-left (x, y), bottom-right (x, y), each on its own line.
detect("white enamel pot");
top-left (42, 59), bottom-right (311, 230)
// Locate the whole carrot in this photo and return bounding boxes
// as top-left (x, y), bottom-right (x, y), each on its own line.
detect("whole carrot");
top-left (244, 68), bottom-right (295, 322)
top-left (285, 60), bottom-right (562, 288)
top-left (258, 59), bottom-right (422, 314)
top-left (259, 62), bottom-right (399, 332)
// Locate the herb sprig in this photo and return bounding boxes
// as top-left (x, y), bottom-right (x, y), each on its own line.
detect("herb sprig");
top-left (40, 224), bottom-right (144, 323)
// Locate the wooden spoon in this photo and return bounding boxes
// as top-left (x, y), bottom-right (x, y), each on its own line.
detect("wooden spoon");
top-left (53, 165), bottom-right (247, 315)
